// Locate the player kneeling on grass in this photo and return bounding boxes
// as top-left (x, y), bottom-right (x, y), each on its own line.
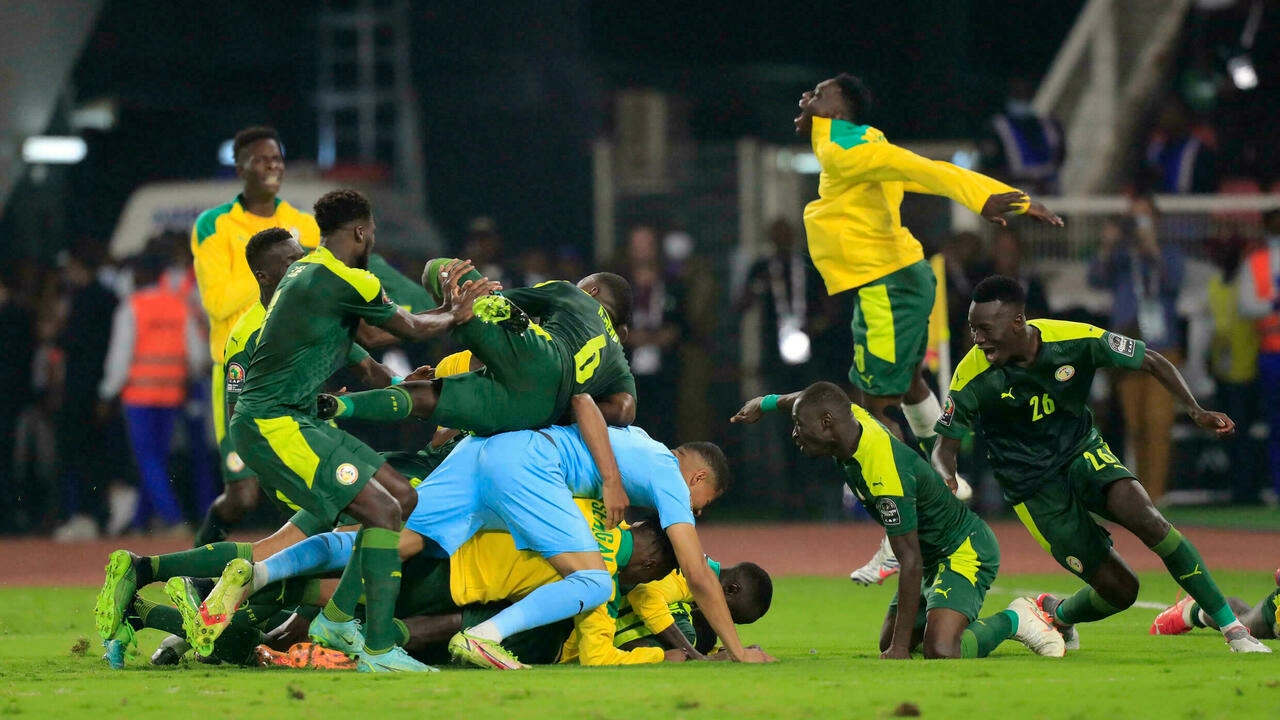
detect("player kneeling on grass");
top-left (749, 381), bottom-right (1065, 659)
top-left (613, 561), bottom-right (773, 659)
top-left (933, 276), bottom-right (1270, 654)
top-left (1151, 569), bottom-right (1280, 642)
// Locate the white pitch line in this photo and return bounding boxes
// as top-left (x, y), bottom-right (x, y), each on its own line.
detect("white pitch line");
top-left (990, 586), bottom-right (1167, 610)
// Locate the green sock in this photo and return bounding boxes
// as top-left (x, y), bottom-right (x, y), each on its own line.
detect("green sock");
top-left (151, 542), bottom-right (253, 582)
top-left (358, 527), bottom-right (404, 654)
top-left (193, 507), bottom-right (231, 547)
top-left (321, 536), bottom-right (365, 624)
top-left (1055, 586), bottom-right (1123, 625)
top-left (394, 618), bottom-right (411, 647)
top-left (960, 609), bottom-right (1017, 658)
top-left (331, 386), bottom-right (413, 421)
top-left (1188, 601), bottom-right (1208, 628)
top-left (132, 597), bottom-right (185, 636)
top-left (1150, 526), bottom-right (1235, 627)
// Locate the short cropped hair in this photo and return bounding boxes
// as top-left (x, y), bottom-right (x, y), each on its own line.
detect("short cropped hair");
top-left (313, 189), bottom-right (373, 236)
top-left (796, 381), bottom-right (853, 416)
top-left (723, 562), bottom-right (773, 624)
top-left (678, 441), bottom-right (732, 495)
top-left (245, 227), bottom-right (296, 273)
top-left (834, 73), bottom-right (873, 121)
top-left (971, 275), bottom-right (1027, 306)
top-left (590, 271), bottom-right (633, 327)
top-left (233, 126), bottom-right (281, 161)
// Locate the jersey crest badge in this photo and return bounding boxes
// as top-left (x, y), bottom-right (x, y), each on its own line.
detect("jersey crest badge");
top-left (335, 463), bottom-right (359, 486)
top-left (1054, 365), bottom-right (1075, 382)
top-left (876, 497), bottom-right (901, 526)
top-left (225, 451), bottom-right (246, 473)
top-left (939, 395), bottom-right (955, 426)
top-left (1106, 332), bottom-right (1136, 358)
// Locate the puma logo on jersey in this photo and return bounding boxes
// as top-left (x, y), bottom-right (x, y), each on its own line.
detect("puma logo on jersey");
top-left (1001, 388), bottom-right (1016, 400)
top-left (933, 587), bottom-right (952, 599)
top-left (858, 373), bottom-right (875, 386)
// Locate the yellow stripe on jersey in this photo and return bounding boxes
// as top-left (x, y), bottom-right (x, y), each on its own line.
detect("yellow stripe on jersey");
top-left (858, 284), bottom-right (896, 362)
top-left (254, 416), bottom-right (322, 488)
top-left (299, 246), bottom-right (383, 301)
top-left (224, 302), bottom-right (266, 360)
top-left (849, 404), bottom-right (905, 496)
top-left (1028, 318), bottom-right (1105, 343)
top-left (1012, 503), bottom-right (1053, 554)
top-left (947, 536), bottom-right (981, 584)
top-left (949, 346), bottom-right (993, 392)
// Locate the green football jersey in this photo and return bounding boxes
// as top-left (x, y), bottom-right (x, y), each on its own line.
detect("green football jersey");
top-left (223, 300), bottom-right (370, 416)
top-left (236, 247), bottom-right (396, 418)
top-left (840, 405), bottom-right (984, 567)
top-left (935, 319), bottom-right (1146, 503)
top-left (502, 281), bottom-right (636, 406)
top-left (368, 252), bottom-right (435, 313)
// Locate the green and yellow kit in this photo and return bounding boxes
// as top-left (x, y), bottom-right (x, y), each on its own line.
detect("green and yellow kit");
top-left (804, 115), bottom-right (1024, 396)
top-left (935, 319), bottom-right (1147, 578)
top-left (434, 280), bottom-right (635, 435)
top-left (842, 404), bottom-right (998, 621)
top-left (229, 247), bottom-right (397, 526)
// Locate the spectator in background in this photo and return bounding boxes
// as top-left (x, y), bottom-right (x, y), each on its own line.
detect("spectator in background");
top-left (735, 219), bottom-right (825, 392)
top-left (0, 266), bottom-right (35, 530)
top-left (1145, 99), bottom-right (1218, 194)
top-left (1237, 209), bottom-right (1280, 502)
top-left (52, 242), bottom-right (121, 541)
top-left (515, 246), bottom-right (554, 287)
top-left (1088, 195), bottom-right (1186, 503)
top-left (1206, 232), bottom-right (1261, 503)
top-left (555, 246), bottom-right (586, 283)
top-left (987, 228), bottom-right (1050, 319)
top-left (462, 216), bottom-right (512, 288)
top-left (98, 244), bottom-right (206, 535)
top-left (614, 225), bottom-right (681, 441)
top-left (942, 231), bottom-right (987, 361)
top-left (664, 227), bottom-right (718, 444)
top-left (980, 77), bottom-right (1065, 195)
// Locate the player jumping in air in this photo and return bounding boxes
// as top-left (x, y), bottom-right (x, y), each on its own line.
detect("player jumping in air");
top-left (932, 275), bottom-right (1270, 653)
top-left (733, 382), bottom-right (1065, 659)
top-left (792, 73), bottom-right (1063, 583)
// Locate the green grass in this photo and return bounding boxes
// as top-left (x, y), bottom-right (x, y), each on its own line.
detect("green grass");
top-left (2, 573), bottom-right (1277, 719)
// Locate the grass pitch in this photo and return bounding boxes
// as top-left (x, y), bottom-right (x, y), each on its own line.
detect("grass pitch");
top-left (2, 572), bottom-right (1277, 719)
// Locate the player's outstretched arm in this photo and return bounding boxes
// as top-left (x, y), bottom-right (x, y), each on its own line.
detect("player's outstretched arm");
top-left (572, 394), bottom-right (629, 529)
top-left (882, 531), bottom-right (923, 660)
top-left (355, 320), bottom-right (399, 350)
top-left (666, 523), bottom-right (773, 663)
top-left (1140, 349), bottom-right (1235, 436)
top-left (729, 391), bottom-right (801, 424)
top-left (380, 262), bottom-right (501, 342)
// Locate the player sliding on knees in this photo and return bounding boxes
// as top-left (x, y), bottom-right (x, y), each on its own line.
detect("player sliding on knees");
top-left (734, 382), bottom-right (1065, 659)
top-left (932, 275), bottom-right (1269, 653)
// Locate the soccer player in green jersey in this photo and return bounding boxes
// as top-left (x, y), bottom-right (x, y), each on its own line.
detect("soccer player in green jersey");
top-left (316, 267), bottom-right (638, 526)
top-left (933, 275), bottom-right (1270, 653)
top-left (229, 189), bottom-right (497, 672)
top-left (732, 381), bottom-right (1065, 659)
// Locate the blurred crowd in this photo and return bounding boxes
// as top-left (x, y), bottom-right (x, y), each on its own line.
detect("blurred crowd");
top-left (3, 192), bottom-right (1279, 539)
